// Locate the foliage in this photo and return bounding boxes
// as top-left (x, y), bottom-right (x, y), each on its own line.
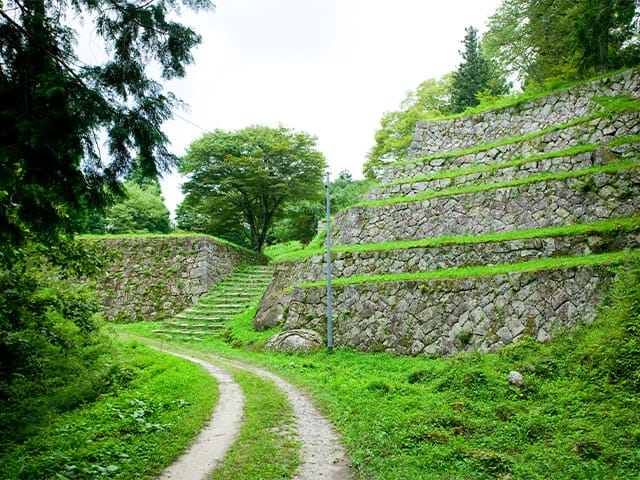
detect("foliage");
top-left (449, 26), bottom-right (510, 114)
top-left (0, 243), bottom-right (108, 440)
top-left (0, 341), bottom-right (216, 479)
top-left (484, 0), bottom-right (640, 87)
top-left (178, 125), bottom-right (327, 252)
top-left (0, 0), bottom-right (210, 253)
top-left (104, 181), bottom-right (172, 234)
top-left (364, 77), bottom-right (452, 179)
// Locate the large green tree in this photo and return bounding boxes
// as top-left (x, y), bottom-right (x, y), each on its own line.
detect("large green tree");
top-left (0, 0), bottom-right (210, 253)
top-left (364, 76), bottom-right (452, 179)
top-left (0, 0), bottom-right (211, 428)
top-left (449, 26), bottom-right (509, 114)
top-left (178, 125), bottom-right (327, 252)
top-left (484, 0), bottom-right (640, 86)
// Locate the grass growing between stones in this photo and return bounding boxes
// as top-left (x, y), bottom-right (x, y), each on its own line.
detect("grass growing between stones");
top-left (296, 249), bottom-right (640, 289)
top-left (274, 216), bottom-right (640, 261)
top-left (358, 159), bottom-right (640, 208)
top-left (0, 340), bottom-right (216, 480)
top-left (394, 91), bottom-right (640, 170)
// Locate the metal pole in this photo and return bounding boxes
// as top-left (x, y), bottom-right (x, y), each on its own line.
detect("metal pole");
top-left (325, 171), bottom-right (333, 354)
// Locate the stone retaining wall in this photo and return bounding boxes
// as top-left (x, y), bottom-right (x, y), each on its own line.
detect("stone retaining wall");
top-left (84, 236), bottom-right (266, 322)
top-left (371, 142), bottom-right (640, 201)
top-left (281, 266), bottom-right (612, 356)
top-left (407, 69), bottom-right (640, 159)
top-left (383, 111), bottom-right (640, 183)
top-left (335, 169), bottom-right (640, 245)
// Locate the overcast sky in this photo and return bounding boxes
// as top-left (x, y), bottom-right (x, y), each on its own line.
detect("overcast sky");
top-left (153, 0), bottom-right (502, 215)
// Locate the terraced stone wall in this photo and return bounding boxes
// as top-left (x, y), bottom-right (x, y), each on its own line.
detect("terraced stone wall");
top-left (408, 69), bottom-right (640, 159)
top-left (254, 70), bottom-right (640, 356)
top-left (84, 236), bottom-right (266, 322)
top-left (282, 267), bottom-right (610, 356)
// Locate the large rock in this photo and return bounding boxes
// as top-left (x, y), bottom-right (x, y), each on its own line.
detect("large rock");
top-left (265, 329), bottom-right (323, 353)
top-left (253, 293), bottom-right (290, 331)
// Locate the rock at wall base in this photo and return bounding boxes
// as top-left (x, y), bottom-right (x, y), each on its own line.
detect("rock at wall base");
top-left (265, 329), bottom-right (323, 353)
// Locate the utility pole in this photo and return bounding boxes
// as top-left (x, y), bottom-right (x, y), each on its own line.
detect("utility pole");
top-left (325, 171), bottom-right (333, 353)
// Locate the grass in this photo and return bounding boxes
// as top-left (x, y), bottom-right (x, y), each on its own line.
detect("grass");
top-left (211, 368), bottom-right (300, 480)
top-left (113, 259), bottom-right (640, 480)
top-left (274, 216), bottom-right (640, 262)
top-left (295, 249), bottom-right (640, 289)
top-left (357, 160), bottom-right (640, 208)
top-left (0, 340), bottom-right (217, 480)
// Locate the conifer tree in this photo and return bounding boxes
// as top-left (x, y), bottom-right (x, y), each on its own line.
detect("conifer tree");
top-left (449, 26), bottom-right (508, 113)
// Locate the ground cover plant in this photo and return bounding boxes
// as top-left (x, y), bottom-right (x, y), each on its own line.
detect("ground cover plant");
top-left (0, 341), bottom-right (216, 480)
top-left (115, 259), bottom-right (640, 479)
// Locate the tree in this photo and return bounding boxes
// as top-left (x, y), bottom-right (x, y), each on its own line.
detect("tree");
top-left (105, 181), bottom-right (172, 234)
top-left (364, 76), bottom-right (452, 179)
top-left (178, 125), bottom-right (327, 252)
top-left (0, 0), bottom-right (211, 254)
top-left (449, 26), bottom-right (509, 114)
top-left (0, 0), bottom-right (211, 429)
top-left (484, 0), bottom-right (640, 87)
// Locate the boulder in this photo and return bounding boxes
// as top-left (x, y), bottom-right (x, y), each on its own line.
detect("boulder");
top-left (507, 370), bottom-right (526, 388)
top-left (265, 329), bottom-right (323, 353)
top-left (253, 293), bottom-right (290, 331)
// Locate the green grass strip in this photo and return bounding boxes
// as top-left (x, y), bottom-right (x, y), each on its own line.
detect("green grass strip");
top-left (357, 160), bottom-right (640, 208)
top-left (211, 368), bottom-right (300, 480)
top-left (394, 93), bottom-right (640, 170)
top-left (275, 216), bottom-right (640, 262)
top-left (383, 143), bottom-right (600, 188)
top-left (295, 250), bottom-right (640, 289)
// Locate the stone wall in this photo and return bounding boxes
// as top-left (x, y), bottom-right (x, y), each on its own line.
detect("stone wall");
top-left (407, 69), bottom-right (640, 159)
top-left (84, 236), bottom-right (266, 322)
top-left (334, 169), bottom-right (640, 245)
top-left (280, 266), bottom-right (611, 356)
top-left (383, 112), bottom-right (640, 183)
top-left (254, 69), bottom-right (640, 356)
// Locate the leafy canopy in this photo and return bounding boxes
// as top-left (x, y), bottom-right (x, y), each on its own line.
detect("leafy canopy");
top-left (483, 0), bottom-right (640, 87)
top-left (178, 125), bottom-right (327, 252)
top-left (364, 76), bottom-right (452, 179)
top-left (0, 0), bottom-right (211, 254)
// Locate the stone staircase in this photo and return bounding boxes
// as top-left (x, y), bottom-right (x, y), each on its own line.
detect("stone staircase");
top-left (154, 265), bottom-right (273, 338)
top-left (255, 69), bottom-right (640, 356)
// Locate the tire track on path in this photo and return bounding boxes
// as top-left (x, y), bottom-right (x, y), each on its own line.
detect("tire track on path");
top-left (155, 347), bottom-right (352, 479)
top-left (157, 351), bottom-right (244, 480)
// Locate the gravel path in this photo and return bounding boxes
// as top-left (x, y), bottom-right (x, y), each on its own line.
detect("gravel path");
top-left (158, 352), bottom-right (244, 480)
top-left (157, 349), bottom-right (352, 480)
top-left (227, 359), bottom-right (352, 480)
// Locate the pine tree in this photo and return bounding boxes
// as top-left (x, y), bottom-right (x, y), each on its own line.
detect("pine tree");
top-left (449, 26), bottom-right (507, 113)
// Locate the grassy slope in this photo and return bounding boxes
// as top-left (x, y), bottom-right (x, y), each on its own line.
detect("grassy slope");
top-left (0, 340), bottom-right (217, 480)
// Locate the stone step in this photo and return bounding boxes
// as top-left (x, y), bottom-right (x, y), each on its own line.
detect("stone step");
top-left (381, 110), bottom-right (640, 184)
top-left (175, 313), bottom-right (230, 321)
top-left (153, 329), bottom-right (220, 336)
top-left (333, 167), bottom-right (640, 245)
top-left (369, 143), bottom-right (640, 202)
top-left (163, 321), bottom-right (226, 329)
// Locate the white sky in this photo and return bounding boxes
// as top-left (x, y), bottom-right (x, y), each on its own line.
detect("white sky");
top-left (152, 0), bottom-right (502, 215)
